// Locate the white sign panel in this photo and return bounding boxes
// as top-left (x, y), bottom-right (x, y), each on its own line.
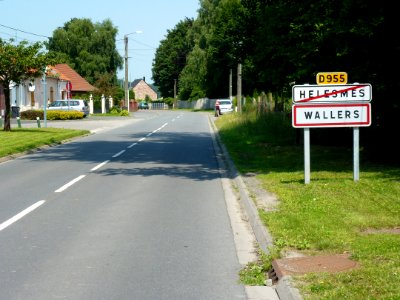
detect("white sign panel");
top-left (292, 103), bottom-right (371, 128)
top-left (292, 84), bottom-right (372, 103)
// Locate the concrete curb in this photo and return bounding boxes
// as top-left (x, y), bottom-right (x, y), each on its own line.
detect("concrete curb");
top-left (208, 114), bottom-right (303, 300)
top-left (276, 276), bottom-right (303, 300)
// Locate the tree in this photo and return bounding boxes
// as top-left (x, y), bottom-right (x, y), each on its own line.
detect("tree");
top-left (0, 39), bottom-right (51, 131)
top-left (152, 18), bottom-right (194, 98)
top-left (46, 18), bottom-right (122, 85)
top-left (92, 72), bottom-right (120, 100)
top-left (178, 45), bottom-right (208, 99)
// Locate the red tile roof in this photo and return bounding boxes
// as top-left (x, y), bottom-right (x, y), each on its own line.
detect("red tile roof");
top-left (51, 64), bottom-right (95, 92)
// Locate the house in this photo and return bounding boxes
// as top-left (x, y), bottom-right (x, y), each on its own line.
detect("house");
top-left (51, 64), bottom-right (95, 96)
top-left (0, 64), bottom-right (95, 115)
top-left (130, 77), bottom-right (158, 101)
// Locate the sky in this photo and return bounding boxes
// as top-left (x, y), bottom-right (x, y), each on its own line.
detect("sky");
top-left (0, 0), bottom-right (200, 84)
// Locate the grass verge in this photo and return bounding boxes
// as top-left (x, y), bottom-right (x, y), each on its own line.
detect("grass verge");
top-left (0, 128), bottom-right (90, 158)
top-left (215, 111), bottom-right (400, 299)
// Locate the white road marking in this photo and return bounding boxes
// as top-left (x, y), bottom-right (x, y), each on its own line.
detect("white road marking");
top-left (0, 200), bottom-right (45, 232)
top-left (112, 150), bottom-right (126, 158)
top-left (58, 122), bottom-right (171, 193)
top-left (0, 121), bottom-right (176, 232)
top-left (55, 175), bottom-right (86, 193)
top-left (127, 142), bottom-right (137, 149)
top-left (91, 160), bottom-right (109, 171)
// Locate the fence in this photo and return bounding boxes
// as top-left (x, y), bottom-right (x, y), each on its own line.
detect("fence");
top-left (150, 102), bottom-right (169, 110)
top-left (177, 98), bottom-right (217, 110)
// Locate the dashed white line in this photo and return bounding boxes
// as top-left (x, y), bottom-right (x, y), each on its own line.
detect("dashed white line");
top-left (58, 122), bottom-right (171, 193)
top-left (0, 200), bottom-right (45, 232)
top-left (112, 150), bottom-right (126, 158)
top-left (127, 142), bottom-right (137, 149)
top-left (55, 175), bottom-right (86, 193)
top-left (91, 160), bottom-right (110, 171)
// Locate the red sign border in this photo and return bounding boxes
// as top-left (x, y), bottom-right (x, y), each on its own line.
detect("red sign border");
top-left (292, 84), bottom-right (372, 103)
top-left (292, 103), bottom-right (371, 128)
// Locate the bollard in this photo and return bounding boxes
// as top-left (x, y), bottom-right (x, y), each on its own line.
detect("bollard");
top-left (36, 117), bottom-right (41, 128)
top-left (17, 117), bottom-right (22, 128)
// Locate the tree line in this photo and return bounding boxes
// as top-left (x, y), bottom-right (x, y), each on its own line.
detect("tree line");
top-left (152, 0), bottom-right (398, 163)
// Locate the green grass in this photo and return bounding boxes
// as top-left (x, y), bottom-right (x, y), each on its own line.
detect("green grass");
top-left (215, 111), bottom-right (400, 299)
top-left (0, 128), bottom-right (90, 157)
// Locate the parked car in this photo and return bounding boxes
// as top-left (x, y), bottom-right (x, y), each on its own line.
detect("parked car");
top-left (138, 101), bottom-right (149, 110)
top-left (215, 99), bottom-right (233, 116)
top-left (48, 99), bottom-right (89, 117)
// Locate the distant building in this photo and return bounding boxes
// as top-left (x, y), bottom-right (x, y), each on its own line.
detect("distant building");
top-left (130, 77), bottom-right (158, 101)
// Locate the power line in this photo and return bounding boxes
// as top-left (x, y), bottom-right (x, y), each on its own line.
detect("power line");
top-left (0, 23), bottom-right (50, 39)
top-left (116, 38), bottom-right (156, 50)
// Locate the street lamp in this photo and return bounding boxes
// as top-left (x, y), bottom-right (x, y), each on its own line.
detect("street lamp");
top-left (42, 67), bottom-right (48, 127)
top-left (124, 30), bottom-right (142, 113)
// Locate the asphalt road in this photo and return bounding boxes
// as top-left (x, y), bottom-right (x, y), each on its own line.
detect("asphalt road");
top-left (0, 111), bottom-right (250, 300)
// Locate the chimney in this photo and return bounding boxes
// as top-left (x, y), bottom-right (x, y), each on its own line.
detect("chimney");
top-left (143, 76), bottom-right (145, 82)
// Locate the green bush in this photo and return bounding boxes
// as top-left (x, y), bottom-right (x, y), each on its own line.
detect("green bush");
top-left (162, 98), bottom-right (174, 107)
top-left (20, 110), bottom-right (44, 120)
top-left (20, 109), bottom-right (84, 120)
top-left (47, 110), bottom-right (84, 120)
top-left (109, 106), bottom-right (122, 114)
top-left (120, 110), bottom-right (129, 116)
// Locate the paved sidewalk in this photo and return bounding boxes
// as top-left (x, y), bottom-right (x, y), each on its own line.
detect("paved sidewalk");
top-left (10, 115), bottom-right (140, 133)
top-left (11, 116), bottom-right (139, 132)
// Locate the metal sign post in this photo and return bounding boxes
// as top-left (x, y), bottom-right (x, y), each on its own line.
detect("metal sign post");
top-left (292, 72), bottom-right (372, 184)
top-left (353, 127), bottom-right (360, 181)
top-left (304, 128), bottom-right (310, 184)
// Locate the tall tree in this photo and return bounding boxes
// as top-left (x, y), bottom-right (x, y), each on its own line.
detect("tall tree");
top-left (46, 18), bottom-right (122, 85)
top-left (152, 18), bottom-right (194, 98)
top-left (0, 39), bottom-right (51, 131)
top-left (178, 45), bottom-right (208, 99)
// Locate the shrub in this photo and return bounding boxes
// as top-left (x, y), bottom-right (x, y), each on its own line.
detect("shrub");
top-left (47, 110), bottom-right (84, 120)
top-left (20, 109), bottom-right (84, 120)
top-left (109, 106), bottom-right (122, 114)
top-left (120, 110), bottom-right (129, 116)
top-left (20, 110), bottom-right (44, 120)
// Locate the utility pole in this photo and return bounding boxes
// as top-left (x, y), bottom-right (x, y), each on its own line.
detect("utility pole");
top-left (123, 31), bottom-right (142, 113)
top-left (174, 79), bottom-right (177, 99)
top-left (237, 64), bottom-right (242, 113)
top-left (229, 69), bottom-right (232, 100)
top-left (174, 79), bottom-right (177, 109)
top-left (124, 35), bottom-right (129, 112)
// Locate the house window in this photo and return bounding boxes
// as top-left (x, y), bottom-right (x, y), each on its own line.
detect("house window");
top-left (30, 91), bottom-right (35, 106)
top-left (50, 87), bottom-right (54, 102)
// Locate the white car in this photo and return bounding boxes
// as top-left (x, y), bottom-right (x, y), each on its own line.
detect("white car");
top-left (215, 99), bottom-right (233, 116)
top-left (48, 99), bottom-right (89, 117)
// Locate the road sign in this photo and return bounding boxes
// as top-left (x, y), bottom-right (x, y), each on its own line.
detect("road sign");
top-left (66, 81), bottom-right (72, 91)
top-left (292, 103), bottom-right (371, 128)
top-left (316, 72), bottom-right (348, 85)
top-left (66, 81), bottom-right (72, 99)
top-left (292, 84), bottom-right (372, 103)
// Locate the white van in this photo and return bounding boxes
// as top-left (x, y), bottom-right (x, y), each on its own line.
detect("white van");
top-left (48, 99), bottom-right (89, 117)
